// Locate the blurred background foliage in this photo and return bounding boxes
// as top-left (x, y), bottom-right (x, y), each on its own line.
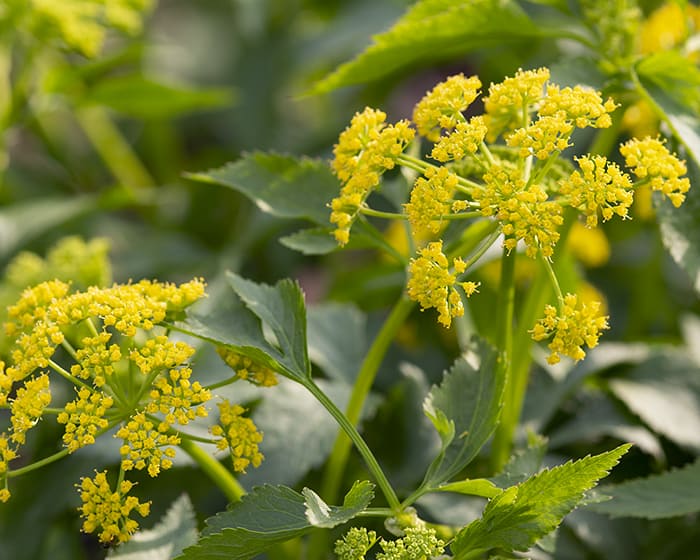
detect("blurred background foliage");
top-left (2, 0), bottom-right (700, 558)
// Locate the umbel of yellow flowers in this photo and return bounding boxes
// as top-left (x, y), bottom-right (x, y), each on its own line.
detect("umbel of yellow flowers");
top-left (329, 68), bottom-right (690, 362)
top-left (0, 278), bottom-right (268, 544)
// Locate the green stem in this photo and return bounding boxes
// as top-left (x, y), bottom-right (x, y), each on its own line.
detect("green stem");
top-left (397, 154), bottom-right (483, 190)
top-left (318, 295), bottom-right (415, 506)
top-left (7, 448), bottom-right (71, 477)
top-left (204, 374), bottom-right (240, 391)
top-left (304, 379), bottom-right (400, 511)
top-left (541, 253), bottom-right (565, 304)
top-left (359, 207), bottom-right (407, 220)
top-left (489, 246), bottom-right (517, 471)
top-left (75, 106), bottom-right (154, 193)
top-left (178, 437), bottom-right (245, 503)
top-left (48, 359), bottom-right (90, 390)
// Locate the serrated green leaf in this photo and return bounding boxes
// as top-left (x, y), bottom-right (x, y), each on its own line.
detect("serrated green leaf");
top-left (83, 75), bottom-right (232, 119)
top-left (176, 483), bottom-right (373, 560)
top-left (280, 227), bottom-right (337, 255)
top-left (108, 494), bottom-right (198, 559)
top-left (227, 272), bottom-right (310, 381)
top-left (451, 444), bottom-right (631, 557)
top-left (302, 480), bottom-right (374, 528)
top-left (590, 458), bottom-right (700, 519)
top-left (422, 338), bottom-right (503, 487)
top-left (437, 478), bottom-right (501, 499)
top-left (185, 152), bottom-right (337, 225)
top-left (607, 348), bottom-right (700, 452)
top-left (313, 0), bottom-right (539, 93)
top-left (490, 433), bottom-right (548, 488)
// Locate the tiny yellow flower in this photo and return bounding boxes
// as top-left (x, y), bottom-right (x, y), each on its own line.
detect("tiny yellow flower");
top-left (413, 73), bottom-right (482, 141)
top-left (483, 67), bottom-right (550, 140)
top-left (539, 85), bottom-right (617, 129)
top-left (58, 387), bottom-right (114, 453)
top-left (404, 166), bottom-right (460, 235)
top-left (430, 116), bottom-right (488, 162)
top-left (560, 155), bottom-right (635, 227)
top-left (506, 114), bottom-right (573, 159)
top-left (116, 412), bottom-right (180, 477)
top-left (218, 348), bottom-right (279, 387)
top-left (475, 164), bottom-right (563, 258)
top-left (531, 293), bottom-right (609, 364)
top-left (9, 374), bottom-right (51, 445)
top-left (5, 279), bottom-right (70, 337)
top-left (77, 471), bottom-right (150, 545)
top-left (211, 400), bottom-right (264, 473)
top-left (406, 241), bottom-right (479, 328)
top-left (71, 332), bottom-right (122, 387)
top-left (620, 136), bottom-right (690, 207)
top-left (130, 335), bottom-right (195, 375)
top-left (330, 108), bottom-right (414, 245)
top-left (0, 434), bottom-right (16, 503)
top-left (146, 366), bottom-right (211, 426)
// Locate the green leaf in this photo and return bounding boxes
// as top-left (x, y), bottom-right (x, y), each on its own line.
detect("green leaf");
top-left (590, 459), bottom-right (700, 519)
top-left (490, 433), bottom-right (548, 488)
top-left (176, 483), bottom-right (373, 559)
top-left (0, 196), bottom-right (99, 261)
top-left (636, 51), bottom-right (700, 107)
top-left (654, 160), bottom-right (700, 294)
top-left (172, 285), bottom-right (286, 376)
top-left (312, 0), bottom-right (538, 93)
top-left (185, 152), bottom-right (337, 225)
top-left (108, 494), bottom-right (198, 559)
top-left (307, 302), bottom-right (367, 383)
top-left (437, 479), bottom-right (501, 499)
top-left (83, 75), bottom-right (232, 119)
top-left (302, 480), bottom-right (375, 528)
top-left (280, 227), bottom-right (337, 255)
top-left (607, 348), bottom-right (700, 452)
top-left (227, 272), bottom-right (310, 381)
top-left (422, 337), bottom-right (503, 487)
top-left (451, 444), bottom-right (631, 557)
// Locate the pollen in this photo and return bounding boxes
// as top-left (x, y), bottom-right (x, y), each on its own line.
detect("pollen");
top-left (430, 116), bottom-right (488, 162)
top-left (406, 240), bottom-right (479, 328)
top-left (210, 400), bottom-right (264, 473)
top-left (531, 293), bottom-right (609, 364)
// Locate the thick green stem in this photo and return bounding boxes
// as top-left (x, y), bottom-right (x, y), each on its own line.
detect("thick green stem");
top-left (304, 379), bottom-right (400, 511)
top-left (318, 295), bottom-right (414, 506)
top-left (76, 106), bottom-right (154, 192)
top-left (178, 437), bottom-right (245, 503)
top-left (489, 247), bottom-right (517, 471)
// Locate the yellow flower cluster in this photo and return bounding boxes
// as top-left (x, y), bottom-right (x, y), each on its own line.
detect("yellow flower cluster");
top-left (404, 166), bottom-right (460, 235)
top-left (218, 348), bottom-right (279, 387)
top-left (620, 137), bottom-right (690, 207)
top-left (28, 0), bottom-right (154, 57)
top-left (539, 85), bottom-right (617, 129)
top-left (506, 114), bottom-right (573, 160)
top-left (116, 412), bottom-right (180, 477)
top-left (71, 332), bottom-right (121, 387)
top-left (406, 241), bottom-right (479, 328)
top-left (430, 116), bottom-right (488, 162)
top-left (483, 67), bottom-right (550, 139)
top-left (0, 435), bottom-right (17, 502)
top-left (77, 471), bottom-right (150, 545)
top-left (330, 108), bottom-right (415, 245)
top-left (531, 293), bottom-right (609, 364)
top-left (146, 366), bottom-right (211, 425)
top-left (560, 155), bottom-right (634, 227)
top-left (413, 73), bottom-right (482, 141)
top-left (58, 387), bottom-right (114, 453)
top-left (211, 400), bottom-right (264, 473)
top-left (9, 374), bottom-right (51, 445)
top-left (475, 164), bottom-right (563, 258)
